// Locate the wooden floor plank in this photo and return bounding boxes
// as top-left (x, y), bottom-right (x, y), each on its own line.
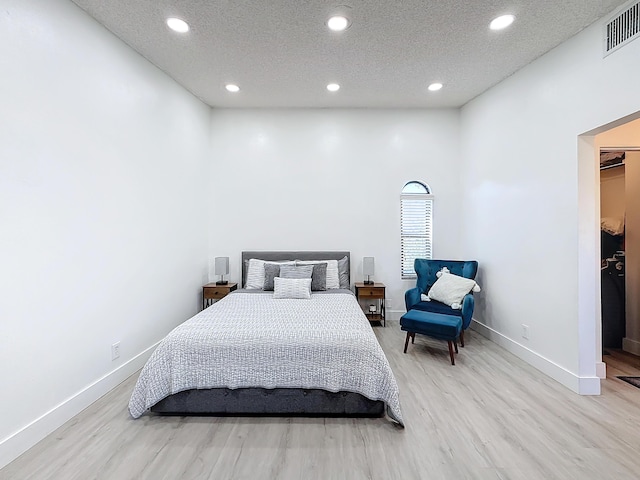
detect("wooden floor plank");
top-left (2, 323), bottom-right (640, 480)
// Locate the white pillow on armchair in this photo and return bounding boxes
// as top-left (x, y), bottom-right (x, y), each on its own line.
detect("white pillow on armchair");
top-left (425, 271), bottom-right (481, 309)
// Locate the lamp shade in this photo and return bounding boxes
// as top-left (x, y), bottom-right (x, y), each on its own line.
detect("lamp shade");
top-left (214, 257), bottom-right (229, 276)
top-left (363, 257), bottom-right (375, 277)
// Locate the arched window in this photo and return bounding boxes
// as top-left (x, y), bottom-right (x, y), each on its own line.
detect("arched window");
top-left (400, 181), bottom-right (433, 278)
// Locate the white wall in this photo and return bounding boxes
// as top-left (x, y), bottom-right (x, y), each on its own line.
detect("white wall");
top-left (0, 0), bottom-right (211, 467)
top-left (460, 15), bottom-right (640, 393)
top-left (208, 109), bottom-right (461, 313)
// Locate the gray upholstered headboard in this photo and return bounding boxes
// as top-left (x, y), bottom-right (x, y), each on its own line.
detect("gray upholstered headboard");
top-left (241, 251), bottom-right (350, 288)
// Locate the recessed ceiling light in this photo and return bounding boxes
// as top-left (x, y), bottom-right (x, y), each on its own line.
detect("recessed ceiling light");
top-left (326, 83), bottom-right (340, 92)
top-left (489, 14), bottom-right (515, 31)
top-left (166, 17), bottom-right (189, 33)
top-left (428, 83), bottom-right (443, 92)
top-left (327, 15), bottom-right (350, 31)
top-left (225, 84), bottom-right (240, 93)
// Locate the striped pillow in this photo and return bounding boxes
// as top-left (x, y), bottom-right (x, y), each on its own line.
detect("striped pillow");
top-left (279, 264), bottom-right (314, 279)
top-left (273, 277), bottom-right (311, 299)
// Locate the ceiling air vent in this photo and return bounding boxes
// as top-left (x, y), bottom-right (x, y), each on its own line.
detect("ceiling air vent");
top-left (604, 0), bottom-right (640, 56)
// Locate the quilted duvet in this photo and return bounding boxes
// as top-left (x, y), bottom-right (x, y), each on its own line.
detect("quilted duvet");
top-left (128, 291), bottom-right (404, 426)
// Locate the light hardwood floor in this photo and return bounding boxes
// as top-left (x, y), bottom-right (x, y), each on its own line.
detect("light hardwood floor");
top-left (3, 323), bottom-right (640, 480)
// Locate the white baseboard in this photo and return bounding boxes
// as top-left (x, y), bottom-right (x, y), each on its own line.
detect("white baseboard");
top-left (596, 362), bottom-right (607, 379)
top-left (471, 321), bottom-right (601, 395)
top-left (0, 342), bottom-right (158, 470)
top-left (622, 337), bottom-right (640, 356)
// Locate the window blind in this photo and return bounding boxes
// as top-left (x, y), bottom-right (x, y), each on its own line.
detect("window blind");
top-left (400, 194), bottom-right (433, 278)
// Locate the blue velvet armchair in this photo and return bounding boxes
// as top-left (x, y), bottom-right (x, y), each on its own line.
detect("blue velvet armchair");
top-left (404, 259), bottom-right (479, 346)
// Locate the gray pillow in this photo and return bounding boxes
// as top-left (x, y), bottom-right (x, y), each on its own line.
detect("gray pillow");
top-left (263, 263), bottom-right (281, 291)
top-left (338, 256), bottom-right (350, 289)
top-left (279, 264), bottom-right (314, 280)
top-left (310, 263), bottom-right (327, 291)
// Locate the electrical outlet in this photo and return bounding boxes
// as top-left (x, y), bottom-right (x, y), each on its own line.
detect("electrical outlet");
top-left (111, 342), bottom-right (120, 360)
top-left (522, 324), bottom-right (529, 340)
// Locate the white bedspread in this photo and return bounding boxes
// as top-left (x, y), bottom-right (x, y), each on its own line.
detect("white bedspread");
top-left (128, 291), bottom-right (404, 426)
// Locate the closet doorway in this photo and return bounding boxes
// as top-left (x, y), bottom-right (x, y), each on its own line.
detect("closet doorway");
top-left (596, 119), bottom-right (640, 377)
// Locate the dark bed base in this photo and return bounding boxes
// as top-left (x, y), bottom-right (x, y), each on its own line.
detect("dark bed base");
top-left (150, 388), bottom-right (385, 417)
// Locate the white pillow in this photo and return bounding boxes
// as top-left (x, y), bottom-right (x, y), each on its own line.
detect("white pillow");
top-left (245, 259), bottom-right (295, 289)
top-left (296, 260), bottom-right (340, 289)
top-left (427, 272), bottom-right (481, 308)
top-left (273, 277), bottom-right (311, 299)
top-left (245, 259), bottom-right (265, 289)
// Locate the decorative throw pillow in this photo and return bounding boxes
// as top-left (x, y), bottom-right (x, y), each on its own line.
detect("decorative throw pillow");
top-left (427, 272), bottom-right (481, 308)
top-left (245, 258), bottom-right (266, 289)
top-left (245, 259), bottom-right (294, 289)
top-left (337, 256), bottom-right (350, 289)
top-left (296, 260), bottom-right (340, 289)
top-left (263, 263), bottom-right (281, 291)
top-left (279, 264), bottom-right (314, 279)
top-left (310, 263), bottom-right (327, 291)
top-left (273, 277), bottom-right (311, 299)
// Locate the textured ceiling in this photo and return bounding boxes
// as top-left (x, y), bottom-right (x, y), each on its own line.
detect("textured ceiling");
top-left (70, 0), bottom-right (628, 108)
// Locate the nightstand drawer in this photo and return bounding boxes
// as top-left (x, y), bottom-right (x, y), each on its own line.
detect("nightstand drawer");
top-left (358, 287), bottom-right (384, 298)
top-left (204, 288), bottom-right (228, 299)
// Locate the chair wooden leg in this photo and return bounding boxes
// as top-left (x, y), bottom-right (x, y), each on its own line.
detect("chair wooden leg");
top-left (403, 332), bottom-right (411, 353)
top-left (447, 341), bottom-right (456, 365)
top-left (460, 330), bottom-right (465, 348)
top-left (411, 333), bottom-right (415, 344)
top-left (454, 340), bottom-right (458, 354)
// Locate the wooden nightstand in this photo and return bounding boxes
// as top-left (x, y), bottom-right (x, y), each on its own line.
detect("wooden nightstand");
top-left (354, 282), bottom-right (386, 327)
top-left (202, 282), bottom-right (237, 310)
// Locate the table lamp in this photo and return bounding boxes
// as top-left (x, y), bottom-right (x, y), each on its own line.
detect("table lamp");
top-left (363, 257), bottom-right (374, 285)
top-left (214, 257), bottom-right (229, 285)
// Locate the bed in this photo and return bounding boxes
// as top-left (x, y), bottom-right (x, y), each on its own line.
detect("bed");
top-left (128, 251), bottom-right (404, 426)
